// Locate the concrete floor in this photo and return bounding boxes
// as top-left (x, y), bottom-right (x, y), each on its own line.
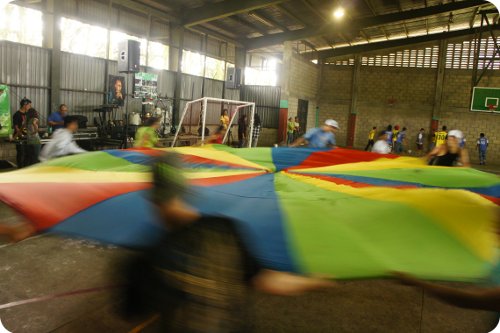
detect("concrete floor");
top-left (0, 233), bottom-right (498, 333)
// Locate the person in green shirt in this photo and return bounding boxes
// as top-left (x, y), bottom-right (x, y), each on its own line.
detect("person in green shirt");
top-left (287, 117), bottom-right (295, 146)
top-left (134, 117), bottom-right (161, 148)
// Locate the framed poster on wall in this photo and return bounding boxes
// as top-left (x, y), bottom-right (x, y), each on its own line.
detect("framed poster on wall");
top-left (108, 75), bottom-right (126, 106)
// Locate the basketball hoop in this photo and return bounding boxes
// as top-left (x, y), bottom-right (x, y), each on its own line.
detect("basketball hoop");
top-left (487, 104), bottom-right (497, 111)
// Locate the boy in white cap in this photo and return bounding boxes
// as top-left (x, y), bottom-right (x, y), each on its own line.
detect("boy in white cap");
top-left (290, 119), bottom-right (339, 148)
top-left (426, 129), bottom-right (470, 167)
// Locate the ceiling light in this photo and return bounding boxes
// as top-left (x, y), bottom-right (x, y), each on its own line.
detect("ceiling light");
top-left (333, 7), bottom-right (345, 19)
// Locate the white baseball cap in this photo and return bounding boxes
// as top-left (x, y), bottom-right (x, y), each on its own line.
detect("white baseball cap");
top-left (447, 129), bottom-right (463, 140)
top-left (325, 119), bottom-right (339, 129)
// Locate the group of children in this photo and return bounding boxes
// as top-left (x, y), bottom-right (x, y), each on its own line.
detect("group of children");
top-left (366, 124), bottom-right (490, 166)
top-left (365, 125), bottom-right (409, 155)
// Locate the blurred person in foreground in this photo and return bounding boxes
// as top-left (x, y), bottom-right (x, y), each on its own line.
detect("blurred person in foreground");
top-left (123, 153), bottom-right (335, 332)
top-left (207, 125), bottom-right (227, 144)
top-left (39, 116), bottom-right (86, 161)
top-left (371, 130), bottom-right (391, 155)
top-left (426, 129), bottom-right (470, 167)
top-left (290, 119), bottom-right (339, 148)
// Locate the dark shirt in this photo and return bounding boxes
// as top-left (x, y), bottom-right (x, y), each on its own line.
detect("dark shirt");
top-left (124, 216), bottom-right (260, 332)
top-left (253, 114), bottom-right (261, 127)
top-left (12, 111), bottom-right (26, 130)
top-left (429, 152), bottom-right (460, 166)
top-left (238, 118), bottom-right (247, 134)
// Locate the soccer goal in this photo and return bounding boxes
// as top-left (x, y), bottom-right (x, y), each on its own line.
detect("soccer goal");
top-left (171, 97), bottom-right (256, 147)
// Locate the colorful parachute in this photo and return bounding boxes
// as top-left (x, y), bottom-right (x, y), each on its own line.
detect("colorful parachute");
top-left (0, 145), bottom-right (499, 281)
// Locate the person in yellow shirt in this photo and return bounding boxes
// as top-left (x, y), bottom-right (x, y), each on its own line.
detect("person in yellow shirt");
top-left (287, 117), bottom-right (295, 146)
top-left (220, 109), bottom-right (230, 130)
top-left (134, 117), bottom-right (161, 148)
top-left (392, 125), bottom-right (399, 151)
top-left (434, 125), bottom-right (448, 147)
top-left (364, 126), bottom-right (377, 151)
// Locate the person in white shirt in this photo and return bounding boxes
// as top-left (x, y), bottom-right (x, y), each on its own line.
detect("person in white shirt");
top-left (39, 116), bottom-right (86, 161)
top-left (371, 131), bottom-right (391, 154)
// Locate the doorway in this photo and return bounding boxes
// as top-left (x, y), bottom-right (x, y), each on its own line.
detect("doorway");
top-left (297, 99), bottom-right (308, 136)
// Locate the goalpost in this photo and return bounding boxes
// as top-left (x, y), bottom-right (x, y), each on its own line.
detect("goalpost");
top-left (171, 97), bottom-right (256, 147)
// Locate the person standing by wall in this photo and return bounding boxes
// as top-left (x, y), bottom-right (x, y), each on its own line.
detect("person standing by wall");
top-left (251, 113), bottom-right (262, 148)
top-left (220, 109), bottom-right (230, 130)
top-left (477, 133), bottom-right (489, 165)
top-left (25, 108), bottom-right (41, 166)
top-left (385, 125), bottom-right (393, 151)
top-left (365, 126), bottom-right (377, 151)
top-left (12, 98), bottom-right (31, 168)
top-left (434, 126), bottom-right (448, 148)
top-left (237, 114), bottom-right (247, 148)
top-left (394, 127), bottom-right (407, 154)
top-left (287, 117), bottom-right (295, 146)
top-left (293, 116), bottom-right (300, 141)
top-left (416, 128), bottom-right (425, 156)
top-left (392, 125), bottom-right (400, 152)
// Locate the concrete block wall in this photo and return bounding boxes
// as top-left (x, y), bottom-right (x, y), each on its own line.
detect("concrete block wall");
top-left (258, 128), bottom-right (278, 147)
top-left (317, 63), bottom-right (500, 163)
top-left (317, 66), bottom-right (353, 146)
top-left (355, 67), bottom-right (436, 148)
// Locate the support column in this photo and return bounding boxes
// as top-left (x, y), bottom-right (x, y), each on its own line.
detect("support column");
top-left (170, 25), bottom-right (184, 129)
top-left (347, 55), bottom-right (361, 148)
top-left (104, 0), bottom-right (112, 106)
top-left (278, 41), bottom-right (293, 144)
top-left (234, 46), bottom-right (246, 87)
top-left (45, 0), bottom-right (62, 114)
top-left (432, 39), bottom-right (447, 135)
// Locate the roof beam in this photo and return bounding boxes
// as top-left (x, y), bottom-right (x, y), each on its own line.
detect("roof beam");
top-left (188, 25), bottom-right (244, 47)
top-left (363, 0), bottom-right (391, 39)
top-left (470, 6), bottom-right (479, 28)
top-left (246, 0), bottom-right (488, 49)
top-left (317, 24), bottom-right (499, 59)
top-left (275, 3), bottom-right (307, 27)
top-left (183, 0), bottom-right (288, 27)
top-left (251, 9), bottom-right (289, 31)
top-left (113, 0), bottom-right (178, 23)
top-left (232, 15), bottom-right (269, 36)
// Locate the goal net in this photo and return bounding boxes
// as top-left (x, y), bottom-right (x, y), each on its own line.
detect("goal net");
top-left (171, 97), bottom-right (256, 147)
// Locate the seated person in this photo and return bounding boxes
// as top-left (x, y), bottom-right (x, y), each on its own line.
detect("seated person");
top-left (426, 129), bottom-right (470, 167)
top-left (134, 117), bottom-right (161, 148)
top-left (39, 116), bottom-right (86, 161)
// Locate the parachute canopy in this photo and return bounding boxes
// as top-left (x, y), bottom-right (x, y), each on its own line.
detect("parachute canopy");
top-left (0, 145), bottom-right (498, 281)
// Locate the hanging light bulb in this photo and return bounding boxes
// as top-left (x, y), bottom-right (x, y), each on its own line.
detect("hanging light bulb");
top-left (333, 7), bottom-right (345, 19)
